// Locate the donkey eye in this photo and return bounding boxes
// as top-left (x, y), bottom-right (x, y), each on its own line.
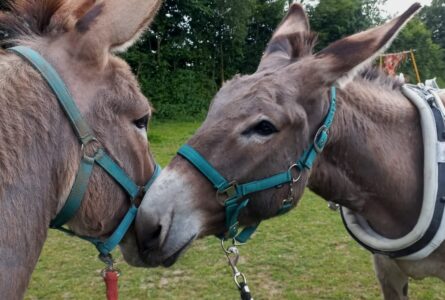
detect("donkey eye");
top-left (244, 120), bottom-right (278, 136)
top-left (133, 115), bottom-right (149, 129)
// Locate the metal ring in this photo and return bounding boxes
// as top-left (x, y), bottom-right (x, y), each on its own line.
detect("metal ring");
top-left (282, 198), bottom-right (292, 205)
top-left (288, 164), bottom-right (302, 183)
top-left (101, 267), bottom-right (121, 278)
top-left (216, 181), bottom-right (238, 205)
top-left (221, 239), bottom-right (232, 254)
top-left (234, 272), bottom-right (247, 288)
top-left (81, 138), bottom-right (100, 158)
top-left (313, 125), bottom-right (329, 153)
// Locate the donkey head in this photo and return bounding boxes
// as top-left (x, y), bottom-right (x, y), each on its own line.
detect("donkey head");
top-left (136, 3), bottom-right (421, 267)
top-left (0, 0), bottom-right (161, 266)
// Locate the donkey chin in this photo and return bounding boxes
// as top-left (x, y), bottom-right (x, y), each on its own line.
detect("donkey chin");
top-left (135, 168), bottom-right (224, 267)
top-left (135, 168), bottom-right (203, 267)
top-left (118, 230), bottom-right (159, 267)
top-left (137, 211), bottom-right (199, 267)
top-left (141, 235), bottom-right (197, 268)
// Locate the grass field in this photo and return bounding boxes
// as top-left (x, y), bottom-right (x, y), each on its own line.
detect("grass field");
top-left (25, 120), bottom-right (445, 300)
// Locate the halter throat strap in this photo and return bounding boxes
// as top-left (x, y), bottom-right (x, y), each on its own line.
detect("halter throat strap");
top-left (8, 46), bottom-right (161, 256)
top-left (178, 87), bottom-right (337, 243)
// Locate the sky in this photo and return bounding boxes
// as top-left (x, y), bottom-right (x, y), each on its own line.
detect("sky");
top-left (383, 0), bottom-right (432, 16)
top-left (303, 0), bottom-right (433, 16)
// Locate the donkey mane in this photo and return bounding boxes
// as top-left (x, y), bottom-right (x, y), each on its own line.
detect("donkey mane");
top-left (360, 67), bottom-right (404, 91)
top-left (0, 0), bottom-right (65, 47)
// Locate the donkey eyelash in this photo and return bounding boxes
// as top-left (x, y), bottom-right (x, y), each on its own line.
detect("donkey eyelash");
top-left (242, 120), bottom-right (279, 136)
top-left (133, 115), bottom-right (149, 129)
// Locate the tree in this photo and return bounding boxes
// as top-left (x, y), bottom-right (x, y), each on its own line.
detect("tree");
top-left (243, 0), bottom-right (286, 74)
top-left (122, 0), bottom-right (220, 119)
top-left (187, 0), bottom-right (256, 84)
top-left (389, 18), bottom-right (445, 86)
top-left (421, 0), bottom-right (445, 49)
top-left (122, 0), bottom-right (286, 119)
top-left (307, 0), bottom-right (444, 86)
top-left (308, 0), bottom-right (386, 50)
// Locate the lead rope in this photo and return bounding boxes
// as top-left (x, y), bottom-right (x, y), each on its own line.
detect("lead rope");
top-left (100, 254), bottom-right (120, 300)
top-left (221, 240), bottom-right (253, 300)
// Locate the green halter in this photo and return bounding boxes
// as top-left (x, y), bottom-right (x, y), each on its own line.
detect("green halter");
top-left (178, 87), bottom-right (337, 243)
top-left (8, 46), bottom-right (161, 256)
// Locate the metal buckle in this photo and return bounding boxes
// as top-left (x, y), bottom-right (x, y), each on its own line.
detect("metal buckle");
top-left (313, 125), bottom-right (329, 153)
top-left (80, 138), bottom-right (101, 159)
top-left (99, 253), bottom-right (121, 277)
top-left (328, 201), bottom-right (340, 211)
top-left (288, 164), bottom-right (302, 183)
top-left (216, 181), bottom-right (238, 204)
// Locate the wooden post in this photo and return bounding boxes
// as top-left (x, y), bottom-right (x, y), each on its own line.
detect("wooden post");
top-left (410, 49), bottom-right (421, 83)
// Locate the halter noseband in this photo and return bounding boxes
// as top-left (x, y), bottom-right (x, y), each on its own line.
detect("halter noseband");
top-left (178, 87), bottom-right (337, 243)
top-left (8, 46), bottom-right (160, 256)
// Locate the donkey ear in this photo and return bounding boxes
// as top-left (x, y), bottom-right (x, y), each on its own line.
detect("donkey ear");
top-left (312, 3), bottom-right (421, 87)
top-left (272, 3), bottom-right (310, 38)
top-left (258, 3), bottom-right (314, 72)
top-left (69, 0), bottom-right (162, 66)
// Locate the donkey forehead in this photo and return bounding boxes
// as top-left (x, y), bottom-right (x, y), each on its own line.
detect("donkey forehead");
top-left (50, 48), bottom-right (150, 115)
top-left (208, 70), bottom-right (304, 121)
top-left (106, 57), bottom-right (150, 110)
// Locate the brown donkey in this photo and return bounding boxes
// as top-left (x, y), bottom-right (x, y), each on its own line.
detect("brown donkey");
top-left (137, 3), bottom-right (445, 299)
top-left (0, 0), bottom-right (162, 298)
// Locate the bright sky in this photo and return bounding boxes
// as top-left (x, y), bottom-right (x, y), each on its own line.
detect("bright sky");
top-left (303, 1), bottom-right (433, 16)
top-left (383, 0), bottom-right (432, 16)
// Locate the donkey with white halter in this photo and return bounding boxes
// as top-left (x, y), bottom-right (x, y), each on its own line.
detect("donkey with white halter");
top-left (136, 3), bottom-right (445, 299)
top-left (0, 0), bottom-right (163, 298)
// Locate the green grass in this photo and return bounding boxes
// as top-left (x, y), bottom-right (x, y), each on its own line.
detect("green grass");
top-left (26, 120), bottom-right (445, 300)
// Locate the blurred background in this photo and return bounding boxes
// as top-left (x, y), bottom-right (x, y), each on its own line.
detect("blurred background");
top-left (121, 0), bottom-right (445, 119)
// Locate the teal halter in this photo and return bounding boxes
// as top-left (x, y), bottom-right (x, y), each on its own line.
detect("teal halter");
top-left (8, 46), bottom-right (161, 256)
top-left (178, 87), bottom-right (337, 243)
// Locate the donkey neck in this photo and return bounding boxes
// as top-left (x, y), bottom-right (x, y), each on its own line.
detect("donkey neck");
top-left (0, 55), bottom-right (78, 297)
top-left (308, 79), bottom-right (424, 238)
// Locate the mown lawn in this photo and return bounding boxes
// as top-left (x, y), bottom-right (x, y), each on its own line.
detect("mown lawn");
top-left (26, 120), bottom-right (445, 300)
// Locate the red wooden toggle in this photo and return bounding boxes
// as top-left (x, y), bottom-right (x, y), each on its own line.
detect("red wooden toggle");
top-left (103, 269), bottom-right (119, 300)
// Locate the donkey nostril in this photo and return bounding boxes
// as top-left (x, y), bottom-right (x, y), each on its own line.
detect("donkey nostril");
top-left (142, 225), bottom-right (162, 252)
top-left (150, 225), bottom-right (162, 241)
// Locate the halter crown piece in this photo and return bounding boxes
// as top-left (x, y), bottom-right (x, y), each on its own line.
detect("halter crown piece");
top-left (178, 87), bottom-right (337, 244)
top-left (8, 46), bottom-right (161, 257)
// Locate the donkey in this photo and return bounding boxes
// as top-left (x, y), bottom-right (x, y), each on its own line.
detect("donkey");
top-left (0, 0), bottom-right (162, 298)
top-left (136, 3), bottom-right (445, 299)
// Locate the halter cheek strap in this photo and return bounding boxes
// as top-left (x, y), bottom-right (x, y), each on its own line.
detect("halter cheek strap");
top-left (178, 87), bottom-right (337, 244)
top-left (8, 46), bottom-right (161, 256)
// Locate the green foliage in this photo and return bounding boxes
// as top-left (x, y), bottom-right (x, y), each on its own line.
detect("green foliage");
top-left (308, 0), bottom-right (444, 86)
top-left (389, 18), bottom-right (445, 84)
top-left (308, 0), bottom-right (386, 50)
top-left (243, 0), bottom-right (287, 74)
top-left (422, 0), bottom-right (445, 49)
top-left (122, 0), bottom-right (286, 120)
top-left (420, 0), bottom-right (445, 86)
top-left (121, 0), bottom-right (445, 120)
